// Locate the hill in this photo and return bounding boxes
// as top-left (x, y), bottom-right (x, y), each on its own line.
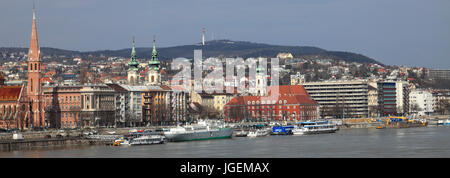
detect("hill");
top-left (1, 40), bottom-right (383, 65)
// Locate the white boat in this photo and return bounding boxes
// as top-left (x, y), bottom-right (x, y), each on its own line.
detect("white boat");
top-left (129, 135), bottom-right (165, 145)
top-left (114, 135), bottom-right (165, 146)
top-left (248, 129), bottom-right (268, 137)
top-left (292, 121), bottom-right (338, 135)
top-left (234, 130), bottom-right (248, 137)
top-left (163, 120), bottom-right (233, 142)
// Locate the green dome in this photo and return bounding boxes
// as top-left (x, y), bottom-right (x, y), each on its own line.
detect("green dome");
top-left (128, 36), bottom-right (139, 71)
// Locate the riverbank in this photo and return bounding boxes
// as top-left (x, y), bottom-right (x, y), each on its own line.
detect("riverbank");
top-left (3, 127), bottom-right (450, 158)
top-left (1, 116), bottom-right (448, 152)
top-left (0, 137), bottom-right (109, 152)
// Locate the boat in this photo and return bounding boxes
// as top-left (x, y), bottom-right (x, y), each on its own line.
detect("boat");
top-left (376, 116), bottom-right (428, 129)
top-left (129, 135), bottom-right (165, 145)
top-left (163, 120), bottom-right (233, 142)
top-left (113, 136), bottom-right (130, 146)
top-left (248, 129), bottom-right (268, 137)
top-left (438, 119), bottom-right (450, 126)
top-left (271, 125), bottom-right (294, 135)
top-left (234, 130), bottom-right (248, 137)
top-left (113, 131), bottom-right (166, 146)
top-left (292, 120), bottom-right (338, 135)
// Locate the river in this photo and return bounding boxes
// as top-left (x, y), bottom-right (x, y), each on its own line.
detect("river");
top-left (1, 126), bottom-right (450, 158)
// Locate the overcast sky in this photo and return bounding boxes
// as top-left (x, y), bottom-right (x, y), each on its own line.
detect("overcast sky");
top-left (0, 0), bottom-right (449, 68)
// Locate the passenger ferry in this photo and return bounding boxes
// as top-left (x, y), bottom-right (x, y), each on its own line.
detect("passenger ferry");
top-left (271, 125), bottom-right (294, 135)
top-left (248, 129), bottom-right (269, 137)
top-left (113, 131), bottom-right (166, 146)
top-left (234, 130), bottom-right (248, 137)
top-left (292, 120), bottom-right (338, 135)
top-left (163, 120), bottom-right (233, 142)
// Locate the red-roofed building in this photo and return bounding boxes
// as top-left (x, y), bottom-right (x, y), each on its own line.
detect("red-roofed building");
top-left (41, 77), bottom-right (54, 85)
top-left (0, 85), bottom-right (27, 129)
top-left (224, 85), bottom-right (318, 122)
top-left (377, 68), bottom-right (387, 73)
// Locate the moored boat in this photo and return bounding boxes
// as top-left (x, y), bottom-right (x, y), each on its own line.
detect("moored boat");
top-left (292, 120), bottom-right (338, 135)
top-left (113, 131), bottom-right (166, 146)
top-left (271, 125), bottom-right (294, 135)
top-left (234, 130), bottom-right (248, 137)
top-left (163, 120), bottom-right (233, 142)
top-left (248, 129), bottom-right (268, 137)
top-left (129, 135), bottom-right (165, 145)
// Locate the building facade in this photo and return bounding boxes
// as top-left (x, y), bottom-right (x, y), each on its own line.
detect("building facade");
top-left (368, 82), bottom-right (379, 117)
top-left (302, 80), bottom-right (369, 118)
top-left (43, 85), bottom-right (116, 128)
top-left (0, 84), bottom-right (27, 130)
top-left (409, 89), bottom-right (434, 116)
top-left (429, 69), bottom-right (450, 81)
top-left (377, 81), bottom-right (410, 116)
top-left (224, 85), bottom-right (318, 122)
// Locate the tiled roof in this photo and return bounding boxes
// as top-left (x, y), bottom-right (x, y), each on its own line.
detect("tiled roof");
top-left (226, 85), bottom-right (316, 106)
top-left (0, 85), bottom-right (22, 101)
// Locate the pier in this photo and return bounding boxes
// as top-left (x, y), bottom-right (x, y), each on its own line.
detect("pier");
top-left (0, 137), bottom-right (110, 152)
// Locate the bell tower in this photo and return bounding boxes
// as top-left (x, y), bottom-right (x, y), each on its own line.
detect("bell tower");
top-left (127, 36), bottom-right (139, 85)
top-left (148, 35), bottom-right (161, 85)
top-left (255, 57), bottom-right (267, 96)
top-left (27, 4), bottom-right (44, 128)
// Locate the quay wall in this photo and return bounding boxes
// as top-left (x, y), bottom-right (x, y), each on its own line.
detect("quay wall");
top-left (0, 138), bottom-right (109, 152)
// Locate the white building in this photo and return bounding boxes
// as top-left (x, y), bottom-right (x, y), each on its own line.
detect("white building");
top-left (302, 80), bottom-right (369, 118)
top-left (409, 89), bottom-right (434, 116)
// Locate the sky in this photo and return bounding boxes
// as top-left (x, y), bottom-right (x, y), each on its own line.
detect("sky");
top-left (0, 0), bottom-right (449, 69)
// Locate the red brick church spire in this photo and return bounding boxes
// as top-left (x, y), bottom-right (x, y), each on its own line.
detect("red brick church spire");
top-left (27, 3), bottom-right (44, 128)
top-left (28, 4), bottom-right (40, 63)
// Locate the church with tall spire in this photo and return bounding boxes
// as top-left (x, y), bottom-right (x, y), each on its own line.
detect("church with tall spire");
top-left (127, 36), bottom-right (140, 85)
top-left (27, 4), bottom-right (44, 128)
top-left (147, 35), bottom-right (161, 85)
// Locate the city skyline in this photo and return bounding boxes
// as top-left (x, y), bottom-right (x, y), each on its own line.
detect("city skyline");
top-left (0, 0), bottom-right (449, 69)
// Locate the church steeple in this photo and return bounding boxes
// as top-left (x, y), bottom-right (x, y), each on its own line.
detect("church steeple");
top-left (128, 36), bottom-right (139, 71)
top-left (127, 36), bottom-right (139, 85)
top-left (29, 2), bottom-right (40, 62)
top-left (27, 2), bottom-right (44, 128)
top-left (148, 35), bottom-right (160, 71)
top-left (151, 35), bottom-right (158, 61)
top-left (148, 35), bottom-right (161, 85)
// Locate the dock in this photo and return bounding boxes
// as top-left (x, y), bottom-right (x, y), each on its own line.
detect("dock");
top-left (0, 137), bottom-right (111, 152)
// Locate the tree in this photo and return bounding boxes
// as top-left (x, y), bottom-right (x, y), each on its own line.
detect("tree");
top-left (436, 99), bottom-right (450, 115)
top-left (410, 102), bottom-right (422, 115)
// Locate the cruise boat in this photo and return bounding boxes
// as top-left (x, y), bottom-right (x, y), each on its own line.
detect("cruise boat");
top-left (128, 135), bottom-right (165, 145)
top-left (234, 130), bottom-right (248, 137)
top-left (247, 129), bottom-right (268, 137)
top-left (113, 134), bottom-right (165, 146)
top-left (271, 125), bottom-right (294, 135)
top-left (163, 120), bottom-right (233, 142)
top-left (292, 120), bottom-right (338, 135)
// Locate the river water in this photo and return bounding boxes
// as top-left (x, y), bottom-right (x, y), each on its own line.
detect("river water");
top-left (1, 126), bottom-right (450, 158)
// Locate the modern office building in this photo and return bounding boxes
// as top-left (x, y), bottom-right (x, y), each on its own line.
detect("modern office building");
top-left (377, 81), bottom-right (410, 116)
top-left (302, 80), bottom-right (369, 118)
top-left (429, 69), bottom-right (450, 80)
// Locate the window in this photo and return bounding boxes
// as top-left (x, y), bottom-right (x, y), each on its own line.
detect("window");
top-left (30, 79), bottom-right (33, 92)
